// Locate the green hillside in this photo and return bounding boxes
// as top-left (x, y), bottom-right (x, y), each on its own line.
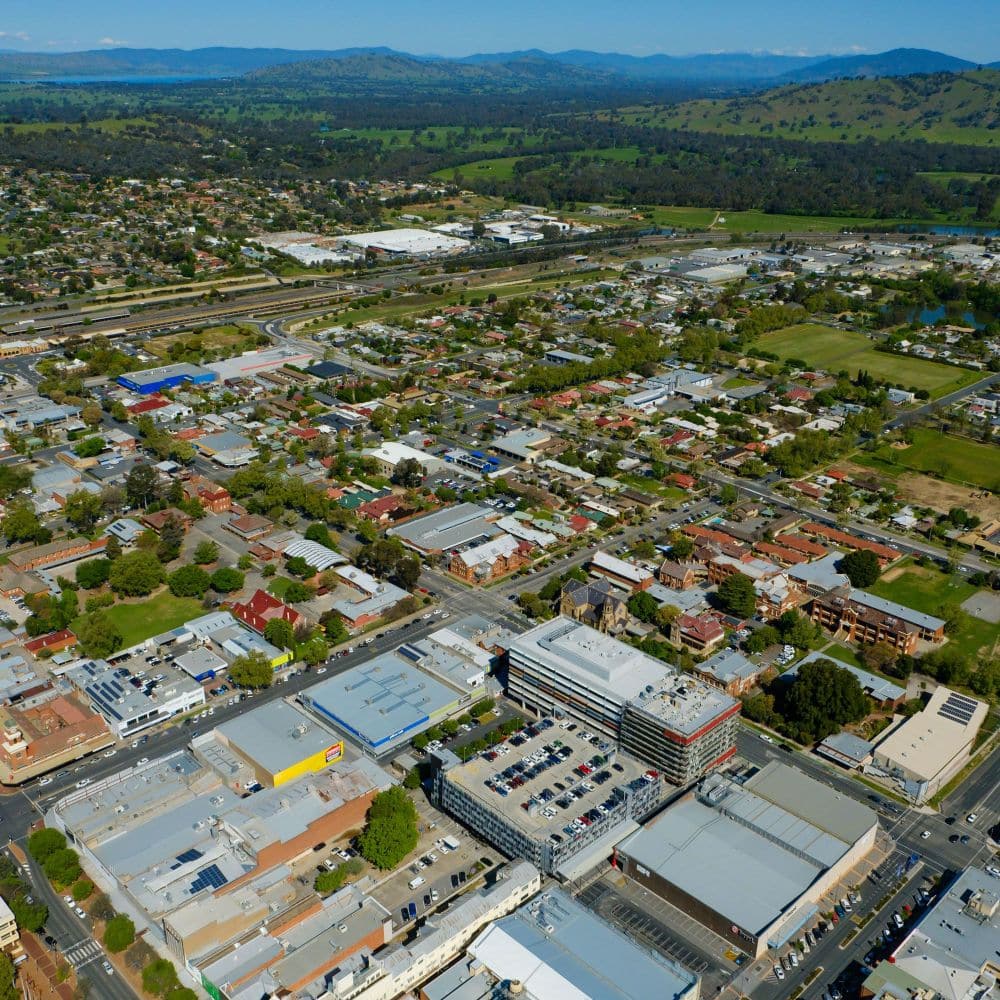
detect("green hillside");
top-left (626, 70), bottom-right (1000, 145)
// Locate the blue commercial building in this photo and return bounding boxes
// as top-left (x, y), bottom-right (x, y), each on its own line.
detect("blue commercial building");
top-left (117, 363), bottom-right (217, 395)
top-left (299, 652), bottom-right (463, 758)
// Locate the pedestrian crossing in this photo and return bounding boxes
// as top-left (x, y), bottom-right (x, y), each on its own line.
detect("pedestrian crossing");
top-left (64, 939), bottom-right (103, 969)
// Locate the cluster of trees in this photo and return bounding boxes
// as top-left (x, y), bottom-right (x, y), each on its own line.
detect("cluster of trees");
top-left (167, 563), bottom-right (243, 599)
top-left (837, 550), bottom-right (882, 588)
top-left (716, 572), bottom-right (758, 618)
top-left (314, 857), bottom-right (365, 895)
top-left (0, 502), bottom-right (51, 546)
top-left (356, 537), bottom-right (421, 590)
top-left (451, 715), bottom-right (525, 761)
top-left (744, 610), bottom-right (821, 654)
top-left (27, 828), bottom-right (82, 889)
top-left (513, 330), bottom-right (665, 394)
top-left (229, 650), bottom-right (274, 690)
top-left (0, 853), bottom-right (47, 938)
top-left (358, 787), bottom-right (419, 871)
top-left (743, 657), bottom-right (870, 743)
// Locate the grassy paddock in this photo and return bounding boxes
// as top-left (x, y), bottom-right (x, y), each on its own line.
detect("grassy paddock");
top-left (755, 324), bottom-right (976, 395)
top-left (867, 429), bottom-right (1000, 491)
top-left (72, 593), bottom-right (202, 650)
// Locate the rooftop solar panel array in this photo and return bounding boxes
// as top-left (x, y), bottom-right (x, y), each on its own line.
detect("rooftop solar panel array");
top-left (190, 864), bottom-right (228, 894)
top-left (937, 691), bottom-right (979, 725)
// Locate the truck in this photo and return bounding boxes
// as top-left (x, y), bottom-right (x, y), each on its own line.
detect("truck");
top-left (442, 835), bottom-right (461, 852)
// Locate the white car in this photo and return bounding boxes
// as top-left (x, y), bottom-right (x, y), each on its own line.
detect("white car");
top-left (966, 813), bottom-right (978, 824)
top-left (317, 667), bottom-right (327, 674)
top-left (102, 749), bottom-right (117, 758)
top-left (759, 733), bottom-right (774, 744)
top-left (774, 966), bottom-right (785, 981)
top-left (137, 757), bottom-right (149, 766)
top-left (788, 952), bottom-right (798, 967)
top-left (75, 907), bottom-right (87, 919)
top-left (38, 777), bottom-right (53, 787)
top-left (984, 865), bottom-right (1000, 878)
top-left (75, 778), bottom-right (91, 789)
top-left (920, 830), bottom-right (931, 839)
top-left (63, 895), bottom-right (74, 906)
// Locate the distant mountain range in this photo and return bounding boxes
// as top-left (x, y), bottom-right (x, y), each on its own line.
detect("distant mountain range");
top-left (0, 45), bottom-right (994, 85)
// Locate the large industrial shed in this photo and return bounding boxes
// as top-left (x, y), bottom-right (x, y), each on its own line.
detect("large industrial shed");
top-left (615, 761), bottom-right (877, 958)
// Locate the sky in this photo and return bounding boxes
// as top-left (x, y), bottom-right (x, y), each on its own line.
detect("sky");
top-left (0, 0), bottom-right (997, 63)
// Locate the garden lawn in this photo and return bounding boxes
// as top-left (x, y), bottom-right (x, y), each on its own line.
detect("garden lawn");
top-left (755, 324), bottom-right (977, 396)
top-left (868, 564), bottom-right (976, 614)
top-left (865, 429), bottom-right (1000, 491)
top-left (867, 562), bottom-right (998, 660)
top-left (72, 593), bottom-right (202, 650)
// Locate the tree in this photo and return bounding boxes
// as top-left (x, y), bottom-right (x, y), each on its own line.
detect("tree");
top-left (394, 555), bottom-right (421, 590)
top-left (717, 572), bottom-right (757, 618)
top-left (142, 959), bottom-right (180, 998)
top-left (670, 535), bottom-right (694, 560)
top-left (43, 848), bottom-right (81, 887)
top-left (104, 533), bottom-right (122, 562)
top-left (745, 625), bottom-right (780, 653)
top-left (103, 914), bottom-right (136, 953)
top-left (1, 503), bottom-right (45, 544)
top-left (322, 614), bottom-right (349, 646)
top-left (719, 483), bottom-right (739, 506)
top-left (88, 892), bottom-right (115, 922)
top-left (192, 540), bottom-right (219, 565)
top-left (358, 787), bottom-right (419, 870)
top-left (76, 558), bottom-right (111, 589)
top-left (299, 634), bottom-right (328, 666)
top-left (391, 458), bottom-right (424, 488)
top-left (80, 403), bottom-right (103, 427)
top-left (264, 617), bottom-right (295, 650)
top-left (168, 564), bottom-right (211, 598)
top-left (778, 657), bottom-right (870, 743)
top-left (210, 567), bottom-right (244, 593)
top-left (229, 651), bottom-right (273, 689)
top-left (283, 580), bottom-right (312, 603)
top-left (304, 522), bottom-right (333, 548)
top-left (286, 555), bottom-right (317, 578)
top-left (125, 464), bottom-right (159, 508)
top-left (776, 610), bottom-right (818, 650)
top-left (655, 604), bottom-right (681, 630)
top-left (9, 895), bottom-right (47, 933)
top-left (71, 879), bottom-right (94, 901)
top-left (627, 591), bottom-right (659, 624)
top-left (75, 610), bottom-right (123, 659)
top-left (28, 828), bottom-right (66, 863)
top-left (861, 641), bottom-right (899, 674)
top-left (165, 990), bottom-right (198, 1000)
top-left (109, 550), bottom-right (165, 595)
top-left (156, 515), bottom-right (186, 562)
top-left (0, 952), bottom-right (16, 1000)
top-left (64, 490), bottom-right (104, 530)
top-left (837, 550), bottom-right (881, 588)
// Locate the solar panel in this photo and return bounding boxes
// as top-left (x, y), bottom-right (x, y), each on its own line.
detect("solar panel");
top-left (176, 848), bottom-right (203, 864)
top-left (190, 864), bottom-right (228, 894)
top-left (938, 692), bottom-right (976, 723)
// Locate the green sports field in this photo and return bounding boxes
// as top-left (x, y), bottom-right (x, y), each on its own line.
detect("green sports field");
top-left (755, 324), bottom-right (979, 395)
top-left (72, 593), bottom-right (202, 651)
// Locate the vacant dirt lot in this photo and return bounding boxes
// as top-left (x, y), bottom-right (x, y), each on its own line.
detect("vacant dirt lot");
top-left (837, 459), bottom-right (999, 520)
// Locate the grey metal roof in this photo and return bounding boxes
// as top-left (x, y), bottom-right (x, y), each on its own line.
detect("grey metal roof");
top-left (697, 648), bottom-right (760, 683)
top-left (849, 589), bottom-right (946, 632)
top-left (387, 503), bottom-right (502, 552)
top-left (216, 701), bottom-right (342, 775)
top-left (469, 887), bottom-right (697, 1000)
top-left (745, 761), bottom-right (878, 845)
top-left (618, 763), bottom-right (876, 936)
top-left (817, 731), bottom-right (876, 764)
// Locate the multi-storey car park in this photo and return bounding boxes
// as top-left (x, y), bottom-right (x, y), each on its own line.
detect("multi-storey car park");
top-left (431, 717), bottom-right (664, 879)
